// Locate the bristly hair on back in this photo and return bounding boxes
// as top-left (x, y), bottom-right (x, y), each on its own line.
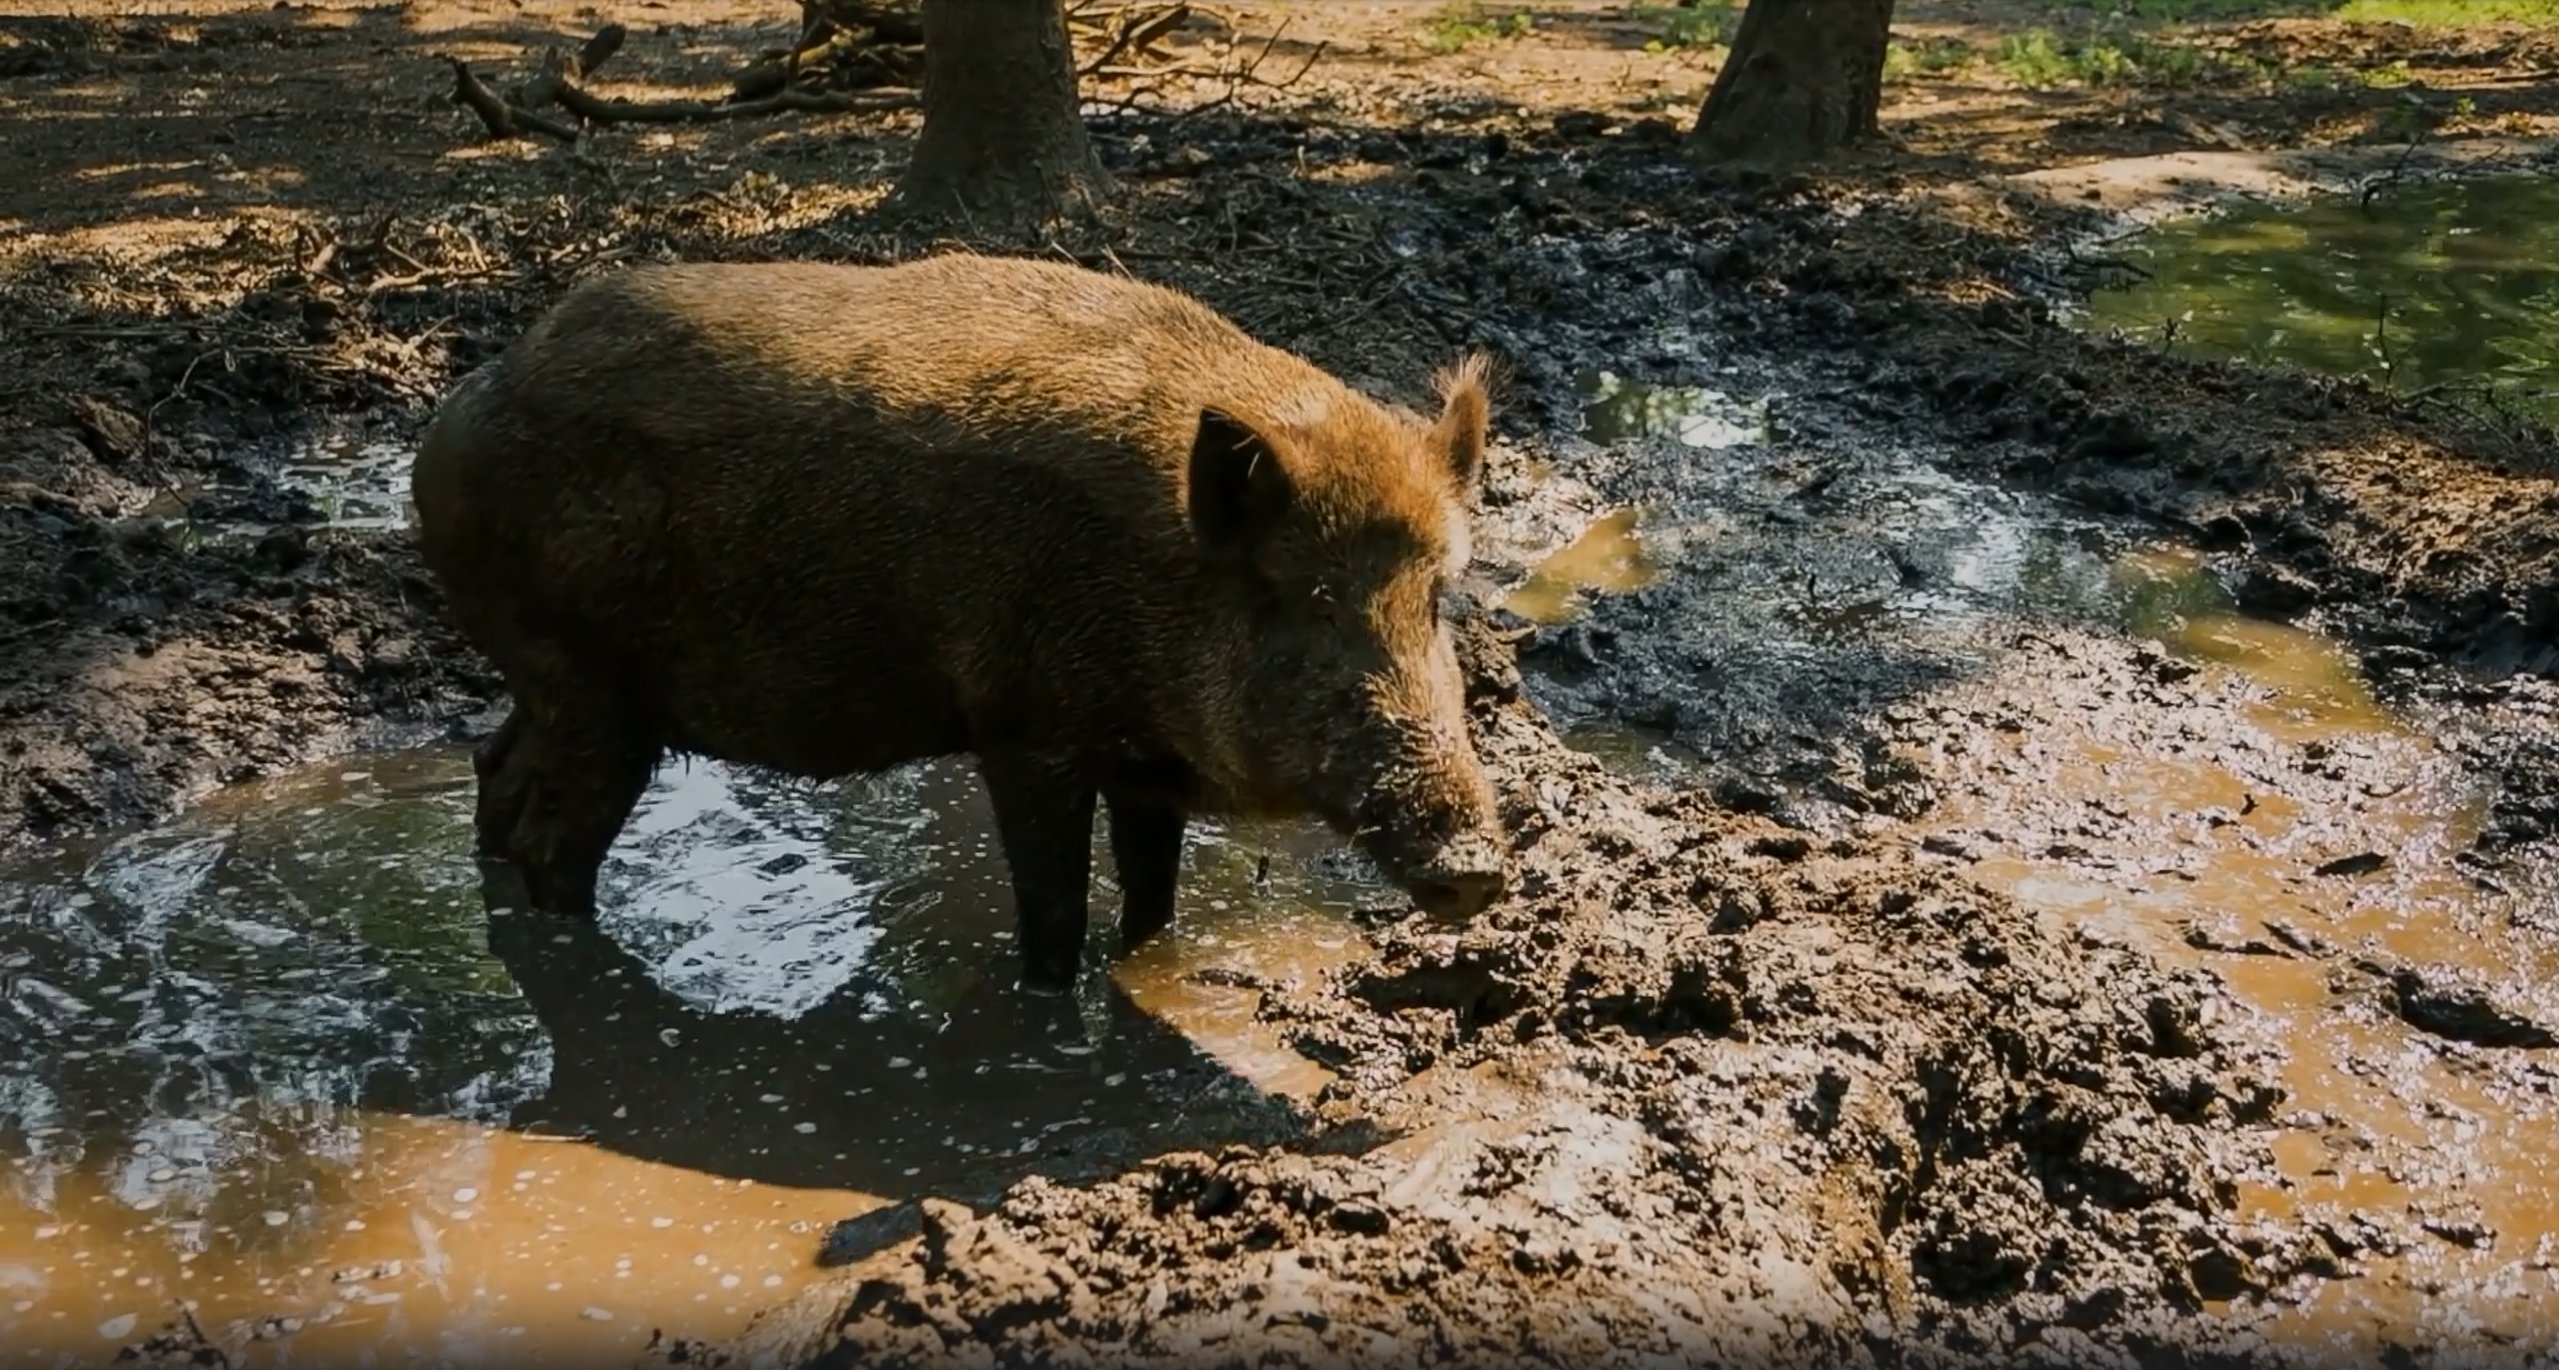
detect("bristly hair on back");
top-left (1433, 351), bottom-right (1502, 414)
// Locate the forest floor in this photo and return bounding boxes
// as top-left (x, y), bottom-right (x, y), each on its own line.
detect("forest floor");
top-left (7, 0), bottom-right (2559, 1366)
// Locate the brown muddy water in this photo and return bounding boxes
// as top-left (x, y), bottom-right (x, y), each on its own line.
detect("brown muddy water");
top-left (1921, 549), bottom-right (2559, 1353)
top-left (1504, 368), bottom-right (2559, 1352)
top-left (0, 750), bottom-right (1384, 1364)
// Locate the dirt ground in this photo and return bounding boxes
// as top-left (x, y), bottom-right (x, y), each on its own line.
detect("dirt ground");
top-left (8, 0), bottom-right (2559, 1365)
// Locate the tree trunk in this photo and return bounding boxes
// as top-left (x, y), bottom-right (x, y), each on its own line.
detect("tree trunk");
top-left (1689, 0), bottom-right (1895, 165)
top-left (891, 0), bottom-right (1111, 228)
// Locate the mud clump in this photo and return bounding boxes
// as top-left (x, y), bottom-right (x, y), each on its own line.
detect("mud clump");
top-left (0, 484), bottom-right (489, 846)
top-left (734, 627), bottom-right (2292, 1369)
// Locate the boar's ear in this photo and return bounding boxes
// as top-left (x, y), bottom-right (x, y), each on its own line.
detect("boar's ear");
top-left (1429, 352), bottom-right (1494, 497)
top-left (1188, 407), bottom-right (1294, 552)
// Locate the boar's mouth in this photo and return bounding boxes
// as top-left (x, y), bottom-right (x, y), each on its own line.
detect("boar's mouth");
top-left (1329, 800), bottom-right (1508, 921)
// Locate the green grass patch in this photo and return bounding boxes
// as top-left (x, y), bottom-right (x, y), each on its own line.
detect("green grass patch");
top-left (1418, 1), bottom-right (1539, 52)
top-left (2332, 0), bottom-right (2559, 23)
top-left (1630, 1), bottom-right (1738, 50)
top-left (1996, 26), bottom-right (2246, 86)
top-left (1883, 37), bottom-right (1979, 81)
top-left (2358, 57), bottom-right (2418, 87)
top-left (2014, 0), bottom-right (2559, 22)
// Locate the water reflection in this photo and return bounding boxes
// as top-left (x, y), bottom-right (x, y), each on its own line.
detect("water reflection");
top-left (279, 436), bottom-right (415, 531)
top-left (0, 751), bottom-right (1382, 1362)
top-left (2085, 174), bottom-right (2559, 427)
top-left (1575, 369), bottom-right (1769, 448)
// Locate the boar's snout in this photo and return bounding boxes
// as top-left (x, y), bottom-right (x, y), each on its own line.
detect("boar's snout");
top-left (1405, 831), bottom-right (1507, 919)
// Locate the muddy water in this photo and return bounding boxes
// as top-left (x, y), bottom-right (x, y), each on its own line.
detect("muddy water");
top-left (1500, 506), bottom-right (1659, 625)
top-left (1510, 369), bottom-right (2559, 1349)
top-left (1573, 367), bottom-right (1770, 449)
top-left (0, 751), bottom-right (1386, 1364)
top-left (1914, 550), bottom-right (2559, 1351)
top-left (131, 430), bottom-right (415, 543)
top-left (2083, 174), bottom-right (2559, 427)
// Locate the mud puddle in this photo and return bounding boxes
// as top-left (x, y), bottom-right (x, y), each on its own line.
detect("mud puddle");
top-left (1496, 361), bottom-right (2559, 1352)
top-left (134, 428), bottom-right (418, 545)
top-left (1903, 551), bottom-right (2559, 1354)
top-left (0, 749), bottom-right (1385, 1364)
top-left (1489, 369), bottom-right (2140, 814)
top-left (2080, 173), bottom-right (2559, 428)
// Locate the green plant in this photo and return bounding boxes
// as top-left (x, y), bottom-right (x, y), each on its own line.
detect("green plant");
top-left (1998, 29), bottom-right (2077, 86)
top-left (1632, 1), bottom-right (1737, 51)
top-left (1997, 26), bottom-right (2233, 87)
top-left (1420, 1), bottom-right (1538, 52)
top-left (1882, 37), bottom-right (1976, 82)
top-left (2359, 59), bottom-right (2418, 88)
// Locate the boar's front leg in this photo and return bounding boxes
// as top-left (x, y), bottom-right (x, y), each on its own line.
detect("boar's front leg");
top-left (1103, 788), bottom-right (1186, 953)
top-left (978, 748), bottom-right (1098, 996)
top-left (491, 658), bottom-right (662, 920)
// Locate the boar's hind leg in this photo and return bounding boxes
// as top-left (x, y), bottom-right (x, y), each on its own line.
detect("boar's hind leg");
top-left (1103, 789), bottom-right (1186, 953)
top-left (471, 706), bottom-right (531, 860)
top-left (501, 694), bottom-right (662, 920)
top-left (978, 749), bottom-right (1098, 996)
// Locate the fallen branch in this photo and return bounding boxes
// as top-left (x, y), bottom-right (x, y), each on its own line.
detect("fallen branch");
top-left (2359, 121), bottom-right (2428, 216)
top-left (514, 24), bottom-right (626, 110)
top-left (448, 57), bottom-right (578, 141)
top-left (1086, 14), bottom-right (1324, 121)
top-left (551, 79), bottom-right (914, 124)
top-left (731, 24), bottom-right (896, 102)
top-left (576, 23), bottom-right (626, 79)
top-left (1078, 1), bottom-right (1189, 77)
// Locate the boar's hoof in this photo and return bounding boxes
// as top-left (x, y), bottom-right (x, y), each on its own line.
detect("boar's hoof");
top-left (474, 858), bottom-right (533, 914)
top-left (1018, 968), bottom-right (1079, 999)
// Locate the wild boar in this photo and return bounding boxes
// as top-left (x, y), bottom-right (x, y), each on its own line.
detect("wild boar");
top-left (410, 252), bottom-right (1508, 993)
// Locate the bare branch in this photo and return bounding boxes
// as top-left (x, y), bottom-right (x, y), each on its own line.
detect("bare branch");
top-left (447, 58), bottom-right (579, 141)
top-left (552, 76), bottom-right (915, 124)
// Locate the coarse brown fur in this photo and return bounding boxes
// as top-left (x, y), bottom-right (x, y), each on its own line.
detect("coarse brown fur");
top-left (410, 252), bottom-right (1509, 991)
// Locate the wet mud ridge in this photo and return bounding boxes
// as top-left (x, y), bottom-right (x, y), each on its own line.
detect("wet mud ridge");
top-left (716, 625), bottom-right (2297, 1370)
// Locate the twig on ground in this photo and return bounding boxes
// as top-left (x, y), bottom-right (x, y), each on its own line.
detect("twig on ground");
top-left (513, 23), bottom-right (625, 109)
top-left (1090, 13), bottom-right (1324, 121)
top-left (2359, 121), bottom-right (2427, 215)
top-left (2370, 293), bottom-right (2396, 391)
top-left (445, 20), bottom-right (915, 144)
top-left (447, 57), bottom-right (578, 141)
top-left (552, 80), bottom-right (914, 123)
top-left (1078, 1), bottom-right (1190, 77)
